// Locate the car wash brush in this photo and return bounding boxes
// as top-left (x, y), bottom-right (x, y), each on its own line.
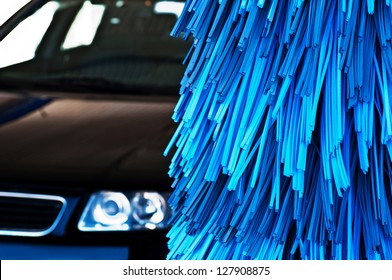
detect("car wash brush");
top-left (164, 0), bottom-right (392, 259)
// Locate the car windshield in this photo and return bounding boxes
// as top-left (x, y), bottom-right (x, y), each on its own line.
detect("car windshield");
top-left (0, 0), bottom-right (189, 95)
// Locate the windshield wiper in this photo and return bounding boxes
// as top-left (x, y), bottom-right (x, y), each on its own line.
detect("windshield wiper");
top-left (32, 76), bottom-right (178, 95)
top-left (35, 76), bottom-right (131, 91)
top-left (0, 74), bottom-right (179, 96)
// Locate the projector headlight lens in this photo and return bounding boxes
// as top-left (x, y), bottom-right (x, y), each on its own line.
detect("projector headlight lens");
top-left (131, 192), bottom-right (166, 230)
top-left (92, 192), bottom-right (131, 226)
top-left (78, 191), bottom-right (171, 231)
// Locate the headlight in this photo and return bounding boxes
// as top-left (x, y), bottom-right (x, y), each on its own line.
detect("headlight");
top-left (78, 191), bottom-right (171, 231)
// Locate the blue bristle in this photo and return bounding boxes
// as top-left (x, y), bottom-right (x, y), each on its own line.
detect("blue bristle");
top-left (165, 0), bottom-right (392, 259)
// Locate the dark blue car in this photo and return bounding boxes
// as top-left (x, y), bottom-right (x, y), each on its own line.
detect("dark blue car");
top-left (0, 0), bottom-right (189, 259)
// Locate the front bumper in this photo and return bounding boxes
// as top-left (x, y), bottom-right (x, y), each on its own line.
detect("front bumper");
top-left (0, 241), bottom-right (129, 260)
top-left (0, 182), bottom-right (170, 260)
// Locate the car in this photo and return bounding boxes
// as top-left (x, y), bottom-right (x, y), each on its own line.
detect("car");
top-left (0, 0), bottom-right (189, 259)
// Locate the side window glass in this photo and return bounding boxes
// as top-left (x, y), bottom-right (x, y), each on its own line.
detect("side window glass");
top-left (0, 2), bottom-right (59, 68)
top-left (61, 1), bottom-right (106, 50)
top-left (153, 1), bottom-right (184, 18)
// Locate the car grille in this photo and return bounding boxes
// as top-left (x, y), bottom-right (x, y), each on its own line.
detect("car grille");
top-left (0, 192), bottom-right (66, 237)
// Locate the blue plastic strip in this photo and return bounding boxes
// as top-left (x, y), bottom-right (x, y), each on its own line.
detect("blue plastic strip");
top-left (166, 0), bottom-right (392, 260)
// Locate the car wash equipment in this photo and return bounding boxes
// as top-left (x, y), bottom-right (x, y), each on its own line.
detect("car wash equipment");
top-left (164, 0), bottom-right (392, 259)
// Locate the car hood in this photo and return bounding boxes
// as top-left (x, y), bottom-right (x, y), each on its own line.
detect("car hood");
top-left (0, 94), bottom-right (176, 188)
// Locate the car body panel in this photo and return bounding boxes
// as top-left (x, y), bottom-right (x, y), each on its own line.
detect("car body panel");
top-left (0, 96), bottom-right (176, 185)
